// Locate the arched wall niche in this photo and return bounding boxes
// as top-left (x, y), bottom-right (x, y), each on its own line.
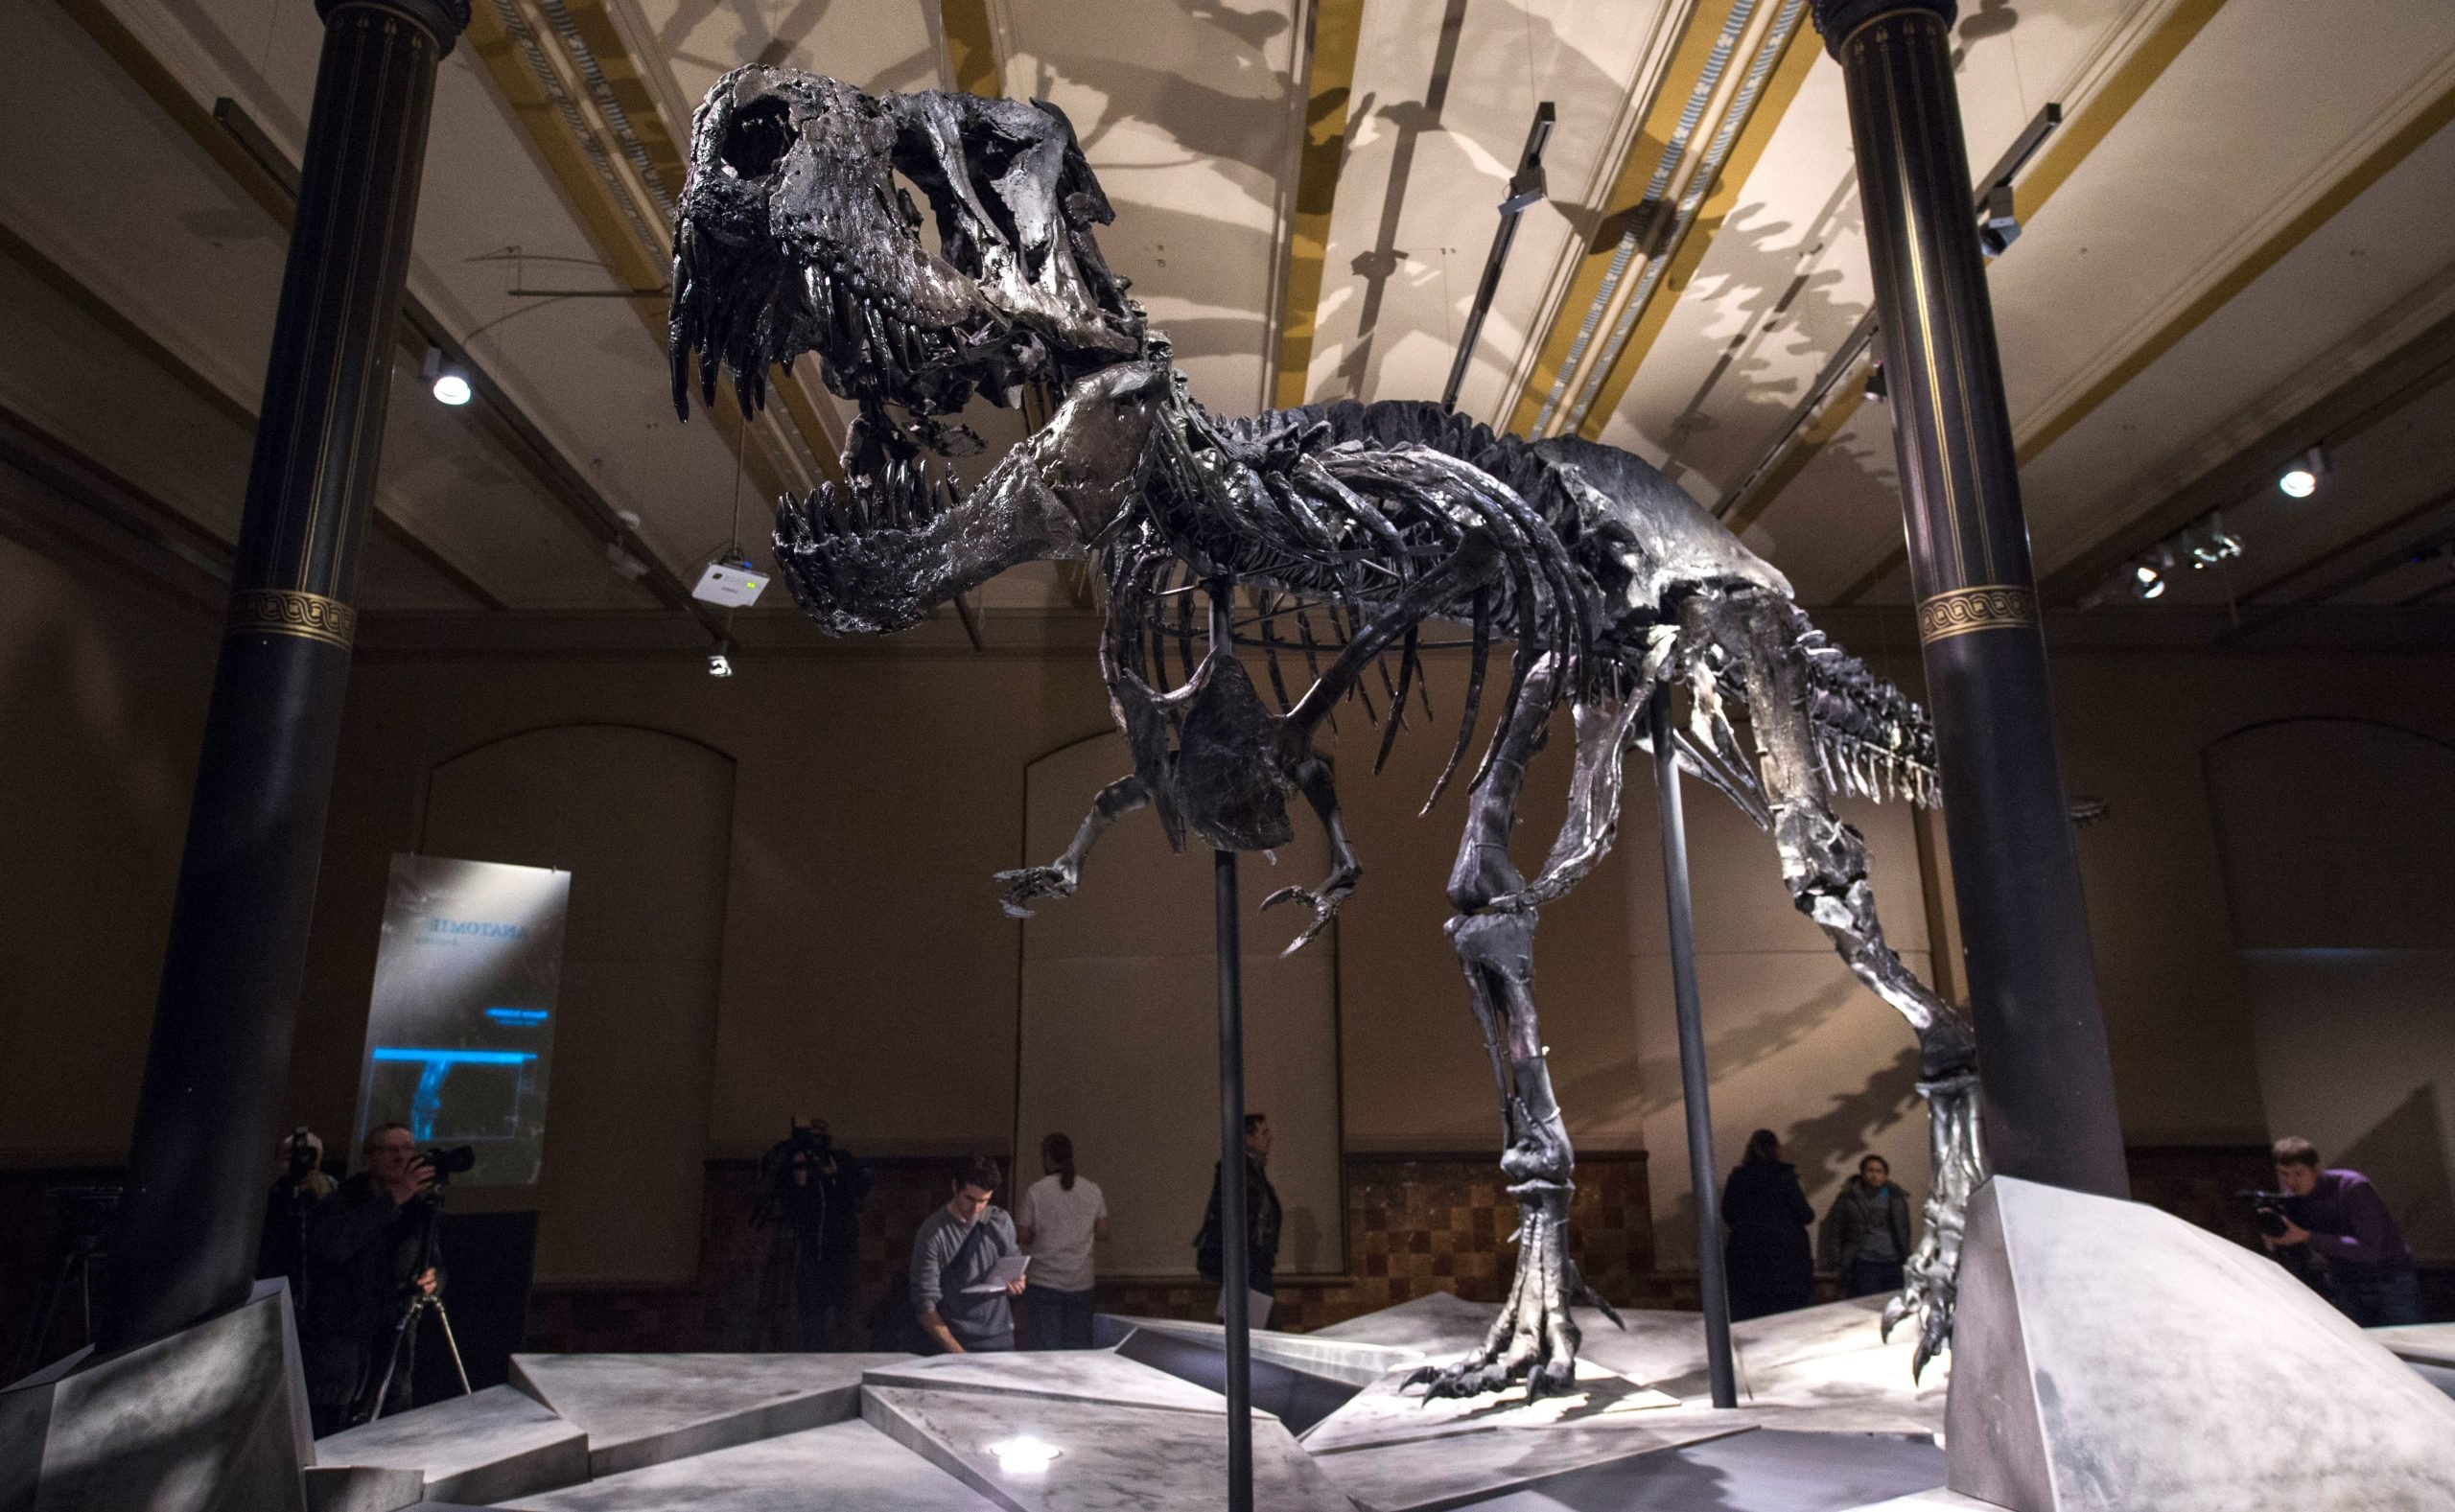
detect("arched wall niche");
top-left (415, 722), bottom-right (737, 1285)
top-left (1012, 730), bottom-right (1345, 1279)
top-left (2204, 717), bottom-right (2455, 1260)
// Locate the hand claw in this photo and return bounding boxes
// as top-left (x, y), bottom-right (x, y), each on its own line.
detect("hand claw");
top-left (1260, 878), bottom-right (1352, 956)
top-left (993, 863), bottom-right (1077, 918)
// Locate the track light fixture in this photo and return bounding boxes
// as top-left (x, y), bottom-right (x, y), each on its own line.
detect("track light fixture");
top-left (707, 638), bottom-right (734, 678)
top-left (2278, 445), bottom-right (2326, 500)
top-left (1977, 182), bottom-right (2022, 257)
top-left (420, 344), bottom-right (471, 407)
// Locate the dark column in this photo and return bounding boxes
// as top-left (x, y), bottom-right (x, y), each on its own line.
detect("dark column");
top-left (103, 0), bottom-right (469, 1351)
top-left (1811, 0), bottom-right (2127, 1198)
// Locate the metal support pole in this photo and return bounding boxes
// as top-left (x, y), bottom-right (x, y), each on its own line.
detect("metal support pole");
top-left (1810, 0), bottom-right (2129, 1197)
top-left (1651, 688), bottom-right (1737, 1408)
top-left (1441, 102), bottom-right (1555, 411)
top-left (102, 0), bottom-right (471, 1351)
top-left (1213, 848), bottom-right (1254, 1512)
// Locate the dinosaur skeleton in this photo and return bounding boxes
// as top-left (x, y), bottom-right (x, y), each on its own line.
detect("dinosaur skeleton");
top-left (667, 66), bottom-right (1982, 1392)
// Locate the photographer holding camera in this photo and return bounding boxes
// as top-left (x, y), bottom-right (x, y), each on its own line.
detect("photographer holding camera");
top-left (2259, 1135), bottom-right (2420, 1327)
top-left (755, 1117), bottom-right (872, 1350)
top-left (301, 1124), bottom-right (451, 1433)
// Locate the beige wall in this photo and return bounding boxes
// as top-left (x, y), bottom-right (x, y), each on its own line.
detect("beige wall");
top-left (1017, 731), bottom-right (1341, 1277)
top-left (9, 513), bottom-right (2455, 1281)
top-left (2207, 718), bottom-right (2455, 1262)
top-left (419, 725), bottom-right (736, 1285)
top-left (0, 528), bottom-right (213, 1162)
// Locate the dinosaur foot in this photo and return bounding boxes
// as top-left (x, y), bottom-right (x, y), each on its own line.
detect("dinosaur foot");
top-left (1405, 1189), bottom-right (1583, 1401)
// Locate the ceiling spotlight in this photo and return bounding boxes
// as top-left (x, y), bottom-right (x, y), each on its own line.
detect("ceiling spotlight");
top-left (421, 345), bottom-right (472, 407)
top-left (1863, 364), bottom-right (1887, 403)
top-left (2278, 446), bottom-right (2325, 499)
top-left (2132, 563), bottom-right (2166, 600)
top-left (2184, 512), bottom-right (2244, 569)
top-left (707, 639), bottom-right (734, 678)
top-left (1977, 182), bottom-right (2022, 258)
top-left (987, 1437), bottom-right (1062, 1474)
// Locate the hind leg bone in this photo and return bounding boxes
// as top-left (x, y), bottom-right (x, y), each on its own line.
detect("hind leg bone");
top-left (1713, 589), bottom-right (1980, 1374)
top-left (1407, 655), bottom-right (1591, 1400)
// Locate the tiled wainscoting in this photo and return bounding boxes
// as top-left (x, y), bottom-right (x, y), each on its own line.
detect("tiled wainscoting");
top-left (5, 1144), bottom-right (2443, 1368)
top-left (522, 1151), bottom-right (1655, 1352)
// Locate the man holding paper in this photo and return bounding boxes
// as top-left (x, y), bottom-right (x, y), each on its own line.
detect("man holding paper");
top-left (911, 1154), bottom-right (1028, 1354)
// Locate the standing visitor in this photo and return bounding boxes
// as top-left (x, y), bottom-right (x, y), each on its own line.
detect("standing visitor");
top-left (2263, 1135), bottom-right (2421, 1326)
top-left (1820, 1153), bottom-right (1914, 1299)
top-left (1017, 1132), bottom-right (1110, 1349)
top-left (1721, 1128), bottom-right (1815, 1319)
top-left (910, 1154), bottom-right (1026, 1354)
top-left (1195, 1112), bottom-right (1282, 1327)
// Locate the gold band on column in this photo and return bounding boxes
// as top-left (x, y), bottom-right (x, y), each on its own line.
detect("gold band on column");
top-left (1916, 583), bottom-right (2037, 644)
top-left (225, 588), bottom-right (358, 649)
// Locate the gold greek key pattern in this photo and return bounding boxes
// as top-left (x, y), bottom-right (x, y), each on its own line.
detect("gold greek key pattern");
top-left (226, 589), bottom-right (357, 649)
top-left (1917, 584), bottom-right (2037, 644)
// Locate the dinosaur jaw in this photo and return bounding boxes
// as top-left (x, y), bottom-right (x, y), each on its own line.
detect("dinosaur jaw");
top-left (770, 435), bottom-right (1072, 637)
top-left (770, 362), bottom-right (1167, 637)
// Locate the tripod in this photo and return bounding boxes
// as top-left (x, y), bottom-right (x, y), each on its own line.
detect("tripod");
top-left (12, 1185), bottom-right (118, 1379)
top-left (350, 1194), bottom-right (471, 1425)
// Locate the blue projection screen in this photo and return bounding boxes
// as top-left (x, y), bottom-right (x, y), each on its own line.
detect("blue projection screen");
top-left (352, 854), bottom-right (571, 1186)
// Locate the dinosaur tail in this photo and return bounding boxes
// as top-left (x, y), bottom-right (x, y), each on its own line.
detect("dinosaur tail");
top-left (1787, 606), bottom-right (1939, 807)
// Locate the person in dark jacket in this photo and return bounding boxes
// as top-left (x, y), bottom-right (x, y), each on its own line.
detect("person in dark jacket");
top-left (1721, 1129), bottom-right (1815, 1319)
top-left (1820, 1152), bottom-right (1915, 1298)
top-left (1195, 1112), bottom-right (1283, 1326)
top-left (301, 1123), bottom-right (444, 1435)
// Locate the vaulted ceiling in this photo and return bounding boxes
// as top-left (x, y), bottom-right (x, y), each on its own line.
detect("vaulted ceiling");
top-left (5, 0), bottom-right (2452, 652)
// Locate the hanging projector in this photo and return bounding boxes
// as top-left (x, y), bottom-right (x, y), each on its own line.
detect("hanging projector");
top-left (691, 555), bottom-right (769, 607)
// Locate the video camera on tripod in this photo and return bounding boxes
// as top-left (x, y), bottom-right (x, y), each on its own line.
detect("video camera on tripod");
top-left (348, 1143), bottom-right (478, 1426)
top-left (755, 1120), bottom-right (837, 1228)
top-left (419, 1143), bottom-right (478, 1190)
top-left (2237, 1188), bottom-right (2299, 1239)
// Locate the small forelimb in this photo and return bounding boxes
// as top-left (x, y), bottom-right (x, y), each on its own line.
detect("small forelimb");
top-left (1260, 757), bottom-right (1360, 955)
top-left (994, 774), bottom-right (1149, 917)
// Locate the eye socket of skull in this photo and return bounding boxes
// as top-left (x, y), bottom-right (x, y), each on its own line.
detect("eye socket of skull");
top-left (719, 96), bottom-right (795, 180)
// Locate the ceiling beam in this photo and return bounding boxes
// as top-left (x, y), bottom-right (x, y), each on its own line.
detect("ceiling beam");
top-left (1841, 73), bottom-right (2455, 605)
top-left (2220, 482), bottom-right (2455, 643)
top-left (0, 181), bottom-right (513, 613)
top-left (1501, 0), bottom-right (1727, 438)
top-left (1562, 0), bottom-right (1817, 440)
top-left (2040, 306), bottom-right (2455, 604)
top-left (1708, 0), bottom-right (2225, 578)
top-left (1718, 101), bottom-right (2065, 536)
top-left (2014, 81), bottom-right (2455, 476)
top-left (1267, 0), bottom-right (1368, 410)
top-left (939, 0), bottom-right (1005, 96)
top-left (463, 0), bottom-right (840, 501)
top-left (49, 0), bottom-right (736, 620)
top-left (0, 399), bottom-right (232, 612)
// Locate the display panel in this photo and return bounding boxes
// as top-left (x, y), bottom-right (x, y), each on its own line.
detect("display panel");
top-left (352, 854), bottom-right (570, 1186)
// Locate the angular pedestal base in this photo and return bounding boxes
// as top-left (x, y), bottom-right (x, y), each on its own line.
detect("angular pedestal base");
top-left (1947, 1176), bottom-right (2455, 1511)
top-left (0, 1279), bottom-right (311, 1512)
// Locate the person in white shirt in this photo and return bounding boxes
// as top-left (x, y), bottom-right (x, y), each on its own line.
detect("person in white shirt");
top-left (1016, 1132), bottom-right (1109, 1349)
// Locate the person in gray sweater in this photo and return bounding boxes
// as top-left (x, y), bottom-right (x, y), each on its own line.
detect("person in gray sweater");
top-left (911, 1154), bottom-right (1026, 1353)
top-left (1819, 1153), bottom-right (1915, 1299)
